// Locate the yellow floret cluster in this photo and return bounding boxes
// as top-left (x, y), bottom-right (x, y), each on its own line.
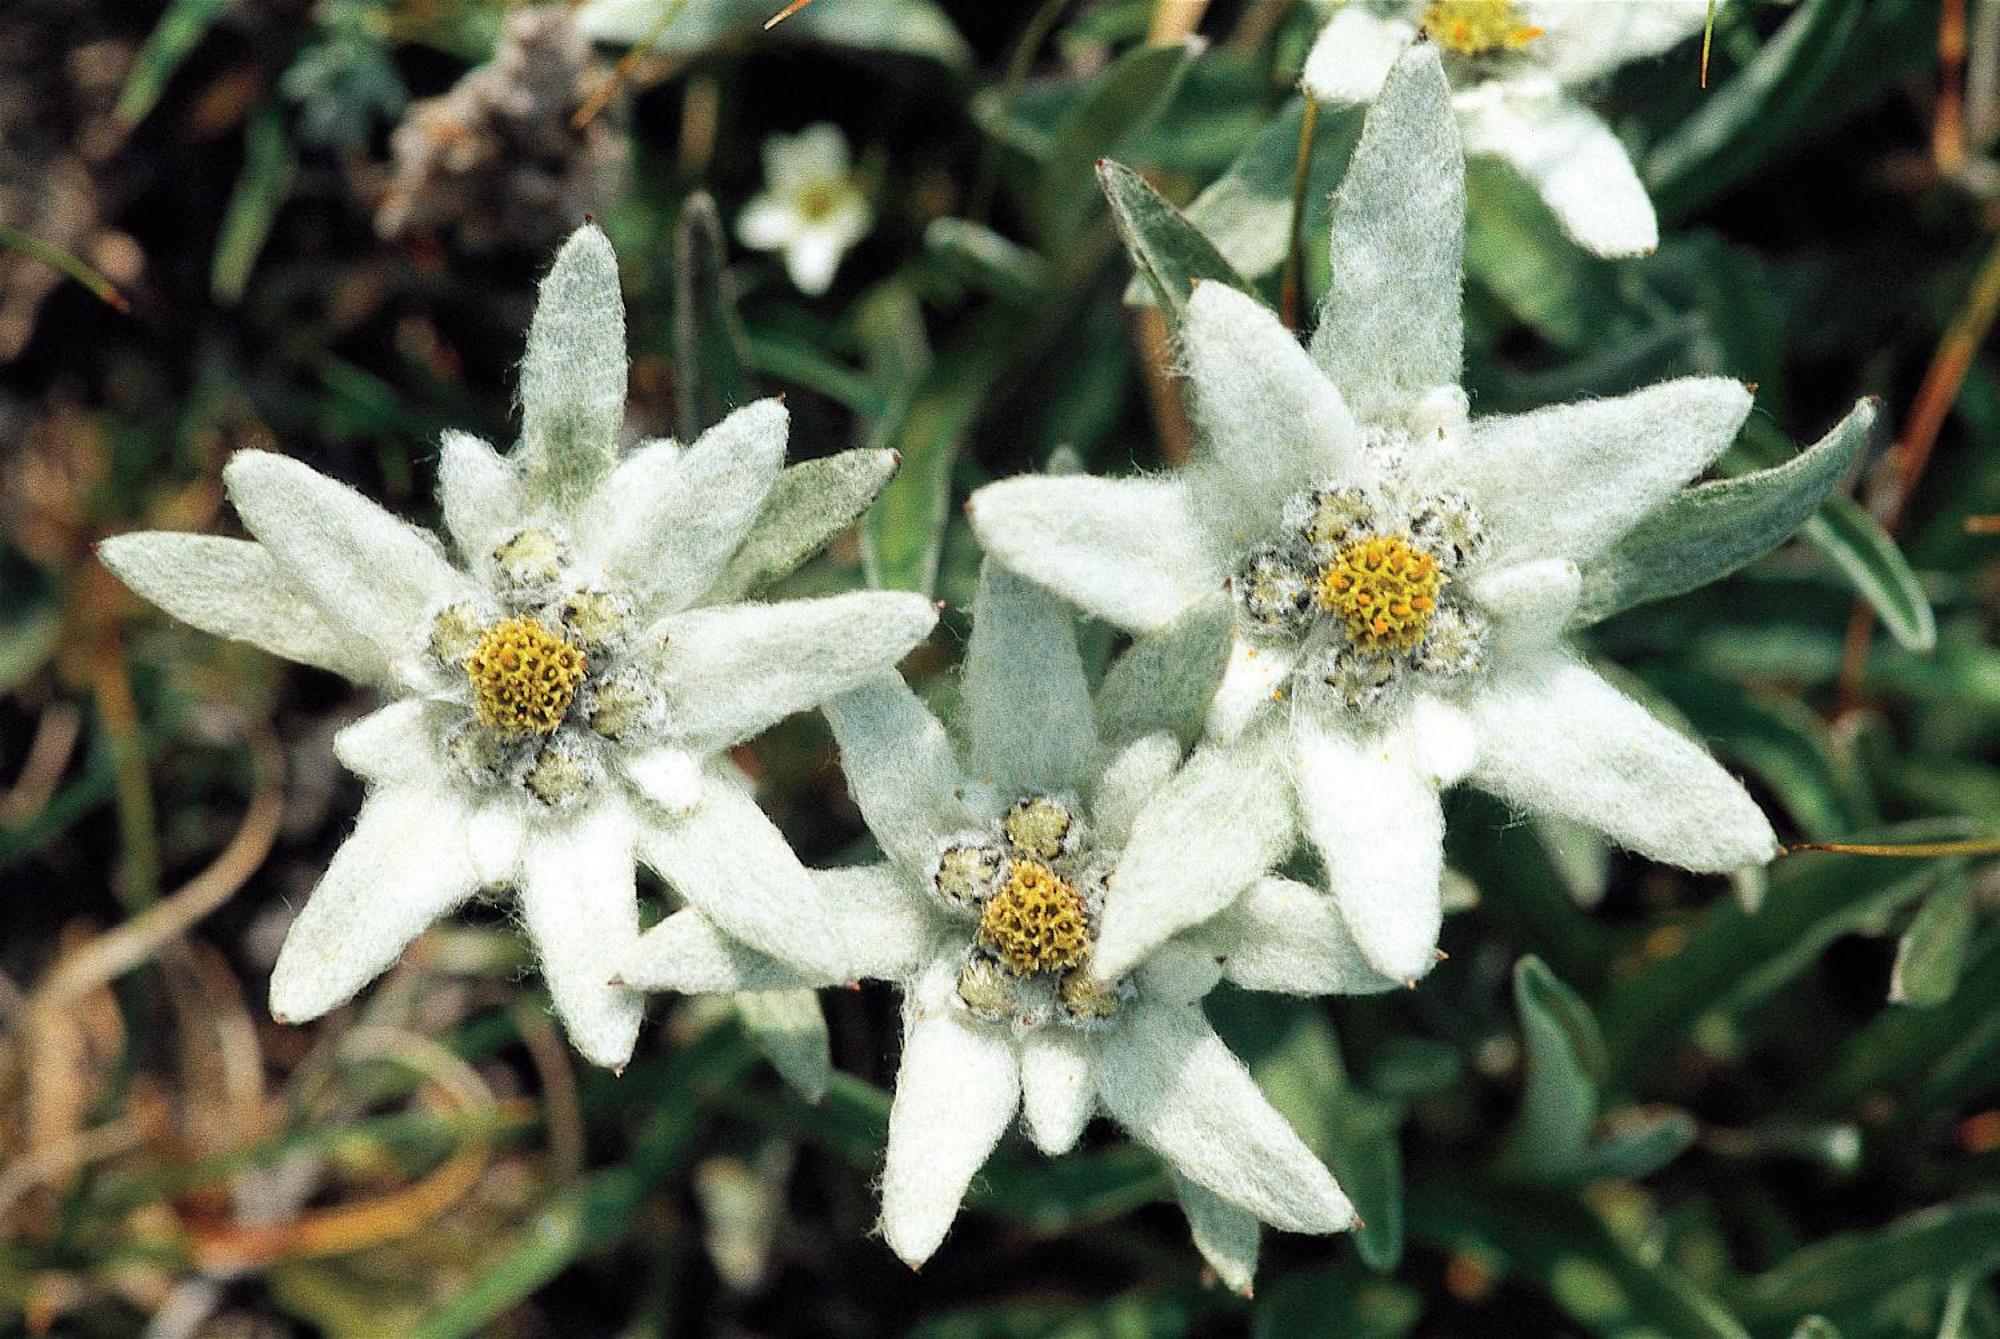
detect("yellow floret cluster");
top-left (465, 617), bottom-right (587, 736)
top-left (1422, 0), bottom-right (1544, 56)
top-left (977, 859), bottom-right (1091, 975)
top-left (1315, 534), bottom-right (1443, 653)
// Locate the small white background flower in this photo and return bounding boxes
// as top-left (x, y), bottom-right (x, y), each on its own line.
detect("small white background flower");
top-left (101, 225), bottom-right (934, 1068)
top-left (1303, 0), bottom-right (1715, 256)
top-left (616, 562), bottom-right (1399, 1288)
top-left (737, 123), bottom-right (873, 295)
top-left (972, 47), bottom-right (1799, 983)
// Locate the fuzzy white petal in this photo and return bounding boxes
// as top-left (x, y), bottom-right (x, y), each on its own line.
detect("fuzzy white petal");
top-left (622, 745), bottom-right (705, 815)
top-left (1206, 636), bottom-right (1295, 743)
top-left (1172, 1170), bottom-right (1260, 1297)
top-left (1019, 1026), bottom-right (1096, 1156)
top-left (1135, 938), bottom-right (1227, 1006)
top-left (1300, 6), bottom-right (1415, 105)
top-left (965, 563), bottom-right (1098, 798)
top-left (637, 777), bottom-right (854, 980)
top-left (222, 451), bottom-right (471, 664)
top-left (653, 592), bottom-right (938, 754)
top-left (784, 232), bottom-right (846, 296)
top-left (1293, 717), bottom-right (1445, 982)
top-left (520, 224), bottom-right (626, 494)
top-left (1200, 876), bottom-right (1403, 997)
top-left (518, 799), bottom-right (644, 1068)
top-left (1182, 283), bottom-right (1362, 554)
top-left (1093, 730), bottom-right (1293, 982)
top-left (619, 908), bottom-right (816, 993)
top-left (99, 533), bottom-right (383, 682)
top-left (437, 430), bottom-right (526, 566)
top-left (1461, 93), bottom-right (1658, 258)
top-left (580, 400), bottom-right (789, 617)
top-left (1095, 1004), bottom-right (1353, 1235)
top-left (1090, 732), bottom-right (1183, 853)
top-left (1311, 46), bottom-right (1465, 422)
top-left (737, 197), bottom-right (799, 250)
top-left (824, 676), bottom-right (964, 872)
top-left (1466, 655), bottom-right (1779, 871)
top-left (269, 787), bottom-right (479, 1023)
top-left (1527, 0), bottom-right (1713, 86)
top-left (1466, 556), bottom-right (1582, 652)
top-left (1448, 377), bottom-right (1752, 567)
top-left (881, 1011), bottom-right (1020, 1267)
top-left (332, 699), bottom-right (446, 789)
top-left (967, 475), bottom-right (1221, 634)
top-left (467, 802), bottom-right (527, 887)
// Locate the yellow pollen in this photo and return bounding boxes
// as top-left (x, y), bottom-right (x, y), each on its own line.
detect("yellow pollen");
top-left (977, 859), bottom-right (1091, 976)
top-left (465, 617), bottom-right (586, 736)
top-left (1316, 535), bottom-right (1442, 653)
top-left (1422, 0), bottom-right (1544, 55)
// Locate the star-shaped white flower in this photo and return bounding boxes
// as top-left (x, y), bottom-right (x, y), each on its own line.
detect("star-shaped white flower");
top-left (100, 225), bottom-right (936, 1068)
top-left (968, 47), bottom-right (1777, 983)
top-left (737, 123), bottom-right (873, 296)
top-left (1304, 1), bottom-right (1713, 257)
top-left (616, 562), bottom-right (1397, 1288)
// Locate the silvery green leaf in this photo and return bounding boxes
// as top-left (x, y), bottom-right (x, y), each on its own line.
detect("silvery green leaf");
top-left (1099, 158), bottom-right (1251, 320)
top-left (1094, 594), bottom-right (1234, 750)
top-left (1575, 398), bottom-right (1876, 625)
top-left (1123, 96), bottom-right (1362, 303)
top-left (734, 988), bottom-right (832, 1103)
top-left (1889, 871), bottom-right (1974, 1007)
top-left (519, 224), bottom-right (627, 503)
top-left (711, 449), bottom-right (901, 601)
top-left (1806, 494), bottom-right (1937, 653)
top-left (1501, 956), bottom-right (1605, 1184)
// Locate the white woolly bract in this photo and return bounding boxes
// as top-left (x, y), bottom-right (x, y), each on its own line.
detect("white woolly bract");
top-left (880, 1011), bottom-right (1020, 1266)
top-left (101, 223), bottom-right (925, 1068)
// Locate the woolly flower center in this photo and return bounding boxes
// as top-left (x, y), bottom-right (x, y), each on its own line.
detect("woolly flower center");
top-left (1422, 0), bottom-right (1543, 55)
top-left (466, 617), bottom-right (586, 736)
top-left (1316, 535), bottom-right (1442, 653)
top-left (978, 859), bottom-right (1091, 975)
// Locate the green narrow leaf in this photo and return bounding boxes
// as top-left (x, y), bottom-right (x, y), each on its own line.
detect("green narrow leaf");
top-left (712, 449), bottom-right (902, 600)
top-left (924, 217), bottom-right (1051, 307)
top-left (1408, 1180), bottom-right (1751, 1339)
top-left (1464, 156), bottom-right (1634, 352)
top-left (1099, 158), bottom-right (1252, 319)
top-left (673, 191), bottom-right (751, 441)
top-left (1502, 957), bottom-right (1605, 1183)
top-left (1730, 1201), bottom-right (2000, 1332)
top-left (1889, 872), bottom-right (1976, 1006)
top-left (1163, 95), bottom-right (1364, 292)
top-left (860, 303), bottom-right (1010, 596)
top-left (1599, 827), bottom-right (1972, 1088)
top-left (1578, 1108), bottom-right (1698, 1182)
top-left (1578, 398), bottom-right (1878, 624)
top-left (1645, 0), bottom-right (1867, 218)
top-left (1094, 594), bottom-right (1234, 749)
top-left (733, 989), bottom-right (831, 1103)
top-left (1805, 494), bottom-right (1937, 652)
top-left (211, 103), bottom-right (296, 305)
top-left (1032, 38), bottom-right (1199, 245)
top-left (117, 0), bottom-right (233, 126)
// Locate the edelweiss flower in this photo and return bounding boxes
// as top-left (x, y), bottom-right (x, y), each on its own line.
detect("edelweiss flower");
top-left (969, 48), bottom-right (1776, 982)
top-left (737, 123), bottom-right (872, 296)
top-left (1303, 0), bottom-right (1713, 256)
top-left (100, 225), bottom-right (936, 1068)
top-left (617, 563), bottom-right (1398, 1288)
